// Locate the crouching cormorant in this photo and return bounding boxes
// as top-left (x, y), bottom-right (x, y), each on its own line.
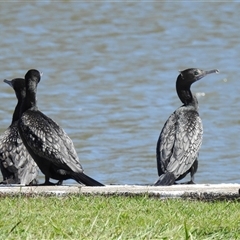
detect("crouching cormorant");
top-left (0, 78), bottom-right (38, 185)
top-left (17, 69), bottom-right (104, 186)
top-left (154, 68), bottom-right (219, 186)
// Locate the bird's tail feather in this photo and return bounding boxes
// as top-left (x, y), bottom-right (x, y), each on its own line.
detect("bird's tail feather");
top-left (154, 172), bottom-right (175, 186)
top-left (71, 172), bottom-right (104, 186)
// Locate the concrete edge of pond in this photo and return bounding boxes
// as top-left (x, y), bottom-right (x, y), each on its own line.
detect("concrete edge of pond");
top-left (0, 183), bottom-right (240, 200)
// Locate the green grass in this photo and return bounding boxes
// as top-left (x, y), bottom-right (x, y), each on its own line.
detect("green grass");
top-left (0, 195), bottom-right (239, 239)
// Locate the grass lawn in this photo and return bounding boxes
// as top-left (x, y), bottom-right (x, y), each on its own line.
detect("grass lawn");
top-left (0, 194), bottom-right (239, 239)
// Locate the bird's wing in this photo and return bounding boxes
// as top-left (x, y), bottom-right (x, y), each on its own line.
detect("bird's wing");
top-left (166, 109), bottom-right (203, 178)
top-left (0, 127), bottom-right (16, 179)
top-left (156, 111), bottom-right (177, 176)
top-left (0, 122), bottom-right (39, 184)
top-left (0, 124), bottom-right (26, 170)
top-left (19, 110), bottom-right (83, 173)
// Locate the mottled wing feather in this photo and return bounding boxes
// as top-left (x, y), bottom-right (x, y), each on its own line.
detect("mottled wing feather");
top-left (19, 110), bottom-right (83, 173)
top-left (156, 112), bottom-right (177, 176)
top-left (0, 122), bottom-right (38, 184)
top-left (0, 127), bottom-right (15, 180)
top-left (166, 108), bottom-right (203, 178)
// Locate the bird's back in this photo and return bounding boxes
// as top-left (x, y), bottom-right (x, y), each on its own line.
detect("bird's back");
top-left (18, 109), bottom-right (84, 174)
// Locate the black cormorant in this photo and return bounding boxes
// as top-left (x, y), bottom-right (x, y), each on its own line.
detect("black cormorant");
top-left (154, 68), bottom-right (219, 186)
top-left (0, 78), bottom-right (38, 185)
top-left (18, 69), bottom-right (104, 186)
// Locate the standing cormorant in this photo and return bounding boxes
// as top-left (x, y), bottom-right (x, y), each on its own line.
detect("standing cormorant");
top-left (18, 69), bottom-right (104, 186)
top-left (154, 68), bottom-right (219, 186)
top-left (0, 78), bottom-right (38, 185)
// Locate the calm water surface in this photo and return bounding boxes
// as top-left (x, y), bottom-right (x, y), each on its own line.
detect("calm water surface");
top-left (0, 2), bottom-right (239, 185)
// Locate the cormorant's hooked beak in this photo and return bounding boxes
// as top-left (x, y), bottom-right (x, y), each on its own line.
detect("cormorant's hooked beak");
top-left (205, 69), bottom-right (219, 75)
top-left (196, 69), bottom-right (219, 82)
top-left (3, 79), bottom-right (13, 88)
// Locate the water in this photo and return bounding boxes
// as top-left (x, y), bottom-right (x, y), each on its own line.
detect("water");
top-left (0, 2), bottom-right (239, 185)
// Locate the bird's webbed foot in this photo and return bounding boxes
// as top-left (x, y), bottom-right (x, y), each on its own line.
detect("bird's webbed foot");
top-left (180, 180), bottom-right (196, 185)
top-left (37, 182), bottom-right (53, 186)
top-left (26, 179), bottom-right (39, 186)
top-left (0, 177), bottom-right (20, 185)
top-left (40, 180), bottom-right (61, 186)
top-left (39, 176), bottom-right (62, 186)
top-left (55, 180), bottom-right (63, 185)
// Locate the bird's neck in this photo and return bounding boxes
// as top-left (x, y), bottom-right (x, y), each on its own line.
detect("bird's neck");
top-left (12, 91), bottom-right (26, 123)
top-left (11, 100), bottom-right (21, 123)
top-left (176, 75), bottom-right (193, 105)
top-left (20, 89), bottom-right (38, 115)
top-left (177, 88), bottom-right (193, 105)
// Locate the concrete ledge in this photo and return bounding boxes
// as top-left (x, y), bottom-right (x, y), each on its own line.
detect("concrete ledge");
top-left (0, 184), bottom-right (240, 200)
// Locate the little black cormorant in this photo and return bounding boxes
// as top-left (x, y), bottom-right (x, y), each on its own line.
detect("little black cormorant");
top-left (18, 69), bottom-right (104, 186)
top-left (0, 78), bottom-right (38, 185)
top-left (154, 68), bottom-right (219, 186)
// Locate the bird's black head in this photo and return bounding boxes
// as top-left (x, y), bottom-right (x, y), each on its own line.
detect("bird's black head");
top-left (176, 68), bottom-right (219, 105)
top-left (4, 78), bottom-right (26, 101)
top-left (24, 69), bottom-right (42, 92)
top-left (4, 78), bottom-right (25, 92)
top-left (3, 78), bottom-right (27, 122)
top-left (25, 69), bottom-right (42, 84)
top-left (179, 68), bottom-right (219, 86)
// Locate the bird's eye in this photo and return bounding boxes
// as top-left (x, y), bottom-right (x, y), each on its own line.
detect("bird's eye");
top-left (193, 70), bottom-right (199, 76)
